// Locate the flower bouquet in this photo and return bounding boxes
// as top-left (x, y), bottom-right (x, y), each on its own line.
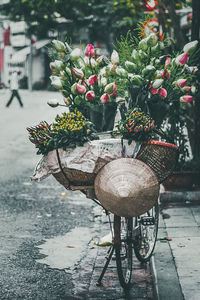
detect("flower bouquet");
top-left (115, 107), bottom-right (156, 144)
top-left (116, 31), bottom-right (199, 165)
top-left (27, 110), bottom-right (98, 155)
top-left (48, 40), bottom-right (126, 132)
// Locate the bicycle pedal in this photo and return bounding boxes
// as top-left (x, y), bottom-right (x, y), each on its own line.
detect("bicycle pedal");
top-left (140, 217), bottom-right (155, 226)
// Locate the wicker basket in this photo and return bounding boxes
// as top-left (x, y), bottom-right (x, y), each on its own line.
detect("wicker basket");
top-left (53, 167), bottom-right (96, 189)
top-left (136, 140), bottom-right (179, 183)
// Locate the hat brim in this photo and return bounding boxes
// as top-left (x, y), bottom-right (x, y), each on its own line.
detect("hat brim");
top-left (94, 158), bottom-right (159, 217)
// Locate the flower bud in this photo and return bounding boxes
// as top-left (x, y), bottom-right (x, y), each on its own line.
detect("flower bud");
top-left (138, 38), bottom-right (148, 51)
top-left (182, 86), bottom-right (191, 92)
top-left (100, 77), bottom-right (107, 86)
top-left (130, 75), bottom-right (143, 86)
top-left (116, 66), bottom-right (127, 77)
top-left (65, 67), bottom-right (71, 76)
top-left (111, 50), bottom-right (119, 64)
top-left (176, 79), bottom-right (188, 88)
top-left (88, 75), bottom-right (98, 86)
top-left (191, 86), bottom-right (196, 94)
top-left (175, 52), bottom-right (189, 66)
top-left (131, 49), bottom-right (138, 60)
top-left (70, 48), bottom-right (82, 60)
top-left (90, 58), bottom-right (97, 67)
top-left (165, 57), bottom-right (172, 68)
top-left (158, 88), bottom-right (167, 98)
top-left (150, 88), bottom-right (158, 95)
top-left (85, 44), bottom-right (95, 57)
top-left (180, 95), bottom-right (193, 103)
top-left (147, 33), bottom-right (158, 47)
top-left (76, 83), bottom-right (86, 94)
top-left (152, 79), bottom-right (163, 89)
top-left (63, 97), bottom-right (71, 106)
top-left (104, 82), bottom-right (117, 94)
top-left (85, 91), bottom-right (95, 100)
top-left (142, 65), bottom-right (156, 77)
top-left (100, 93), bottom-right (110, 104)
top-left (52, 40), bottom-right (66, 52)
top-left (125, 61), bottom-right (137, 72)
top-left (71, 83), bottom-right (78, 94)
top-left (96, 55), bottom-right (105, 65)
top-left (72, 67), bottom-right (84, 79)
top-left (47, 99), bottom-right (60, 107)
top-left (183, 40), bottom-right (198, 54)
top-left (50, 76), bottom-right (62, 89)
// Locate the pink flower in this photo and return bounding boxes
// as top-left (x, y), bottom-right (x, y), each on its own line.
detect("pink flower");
top-left (72, 67), bottom-right (84, 79)
top-left (76, 84), bottom-right (86, 94)
top-left (85, 91), bottom-right (95, 100)
top-left (165, 57), bottom-right (172, 67)
top-left (180, 95), bottom-right (193, 103)
top-left (150, 88), bottom-right (158, 95)
top-left (182, 86), bottom-right (191, 92)
top-left (88, 75), bottom-right (98, 86)
top-left (100, 93), bottom-right (110, 104)
top-left (177, 79), bottom-right (187, 88)
top-left (158, 88), bottom-right (167, 98)
top-left (175, 52), bottom-right (189, 66)
top-left (161, 69), bottom-right (170, 79)
top-left (104, 82), bottom-right (117, 94)
top-left (85, 44), bottom-right (95, 57)
top-left (63, 97), bottom-right (71, 106)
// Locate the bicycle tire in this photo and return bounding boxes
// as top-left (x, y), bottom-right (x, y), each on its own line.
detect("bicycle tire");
top-left (114, 215), bottom-right (133, 289)
top-left (133, 201), bottom-right (159, 263)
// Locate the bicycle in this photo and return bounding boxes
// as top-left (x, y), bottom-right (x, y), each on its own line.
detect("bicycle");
top-left (55, 139), bottom-right (178, 290)
top-left (93, 200), bottom-right (159, 290)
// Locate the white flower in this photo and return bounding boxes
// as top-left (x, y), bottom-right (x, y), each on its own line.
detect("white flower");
top-left (50, 76), bottom-right (62, 89)
top-left (70, 48), bottom-right (82, 60)
top-left (116, 66), bottom-right (127, 76)
top-left (100, 77), bottom-right (107, 86)
top-left (90, 58), bottom-right (98, 67)
top-left (47, 99), bottom-right (60, 107)
top-left (52, 40), bottom-right (66, 52)
top-left (50, 60), bottom-right (63, 70)
top-left (99, 67), bottom-right (106, 76)
top-left (111, 50), bottom-right (119, 64)
top-left (152, 79), bottom-right (164, 89)
top-left (183, 40), bottom-right (198, 53)
top-left (84, 56), bottom-right (90, 65)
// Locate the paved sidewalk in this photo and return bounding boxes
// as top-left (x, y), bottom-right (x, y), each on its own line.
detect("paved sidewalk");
top-left (154, 202), bottom-right (200, 300)
top-left (73, 211), bottom-right (155, 299)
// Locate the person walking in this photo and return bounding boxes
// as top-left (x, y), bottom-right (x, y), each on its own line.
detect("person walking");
top-left (6, 70), bottom-right (23, 107)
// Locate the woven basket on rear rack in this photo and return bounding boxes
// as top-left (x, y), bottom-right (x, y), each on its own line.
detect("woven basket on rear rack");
top-left (136, 140), bottom-right (179, 183)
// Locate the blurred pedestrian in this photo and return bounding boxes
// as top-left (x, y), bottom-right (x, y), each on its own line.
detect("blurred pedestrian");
top-left (6, 70), bottom-right (23, 107)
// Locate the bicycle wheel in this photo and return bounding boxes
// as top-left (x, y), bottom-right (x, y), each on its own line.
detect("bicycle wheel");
top-left (114, 215), bottom-right (133, 289)
top-left (134, 201), bottom-right (159, 263)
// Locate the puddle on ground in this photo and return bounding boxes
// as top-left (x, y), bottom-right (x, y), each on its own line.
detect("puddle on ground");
top-left (36, 227), bottom-right (91, 272)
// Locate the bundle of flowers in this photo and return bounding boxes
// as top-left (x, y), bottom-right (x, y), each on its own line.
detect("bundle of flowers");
top-left (49, 40), bottom-right (126, 112)
top-left (27, 110), bottom-right (98, 155)
top-left (116, 33), bottom-right (199, 128)
top-left (115, 108), bottom-right (156, 143)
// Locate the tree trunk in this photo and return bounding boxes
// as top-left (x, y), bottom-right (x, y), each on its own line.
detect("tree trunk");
top-left (191, 0), bottom-right (200, 41)
top-left (165, 0), bottom-right (187, 49)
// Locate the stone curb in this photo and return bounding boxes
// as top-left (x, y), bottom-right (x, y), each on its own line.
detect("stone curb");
top-left (160, 190), bottom-right (200, 203)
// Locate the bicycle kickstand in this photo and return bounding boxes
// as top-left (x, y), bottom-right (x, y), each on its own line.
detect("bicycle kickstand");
top-left (96, 245), bottom-right (115, 286)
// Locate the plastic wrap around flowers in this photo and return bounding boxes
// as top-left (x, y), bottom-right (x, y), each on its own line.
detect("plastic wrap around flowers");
top-left (115, 108), bottom-right (156, 143)
top-left (27, 110), bottom-right (99, 155)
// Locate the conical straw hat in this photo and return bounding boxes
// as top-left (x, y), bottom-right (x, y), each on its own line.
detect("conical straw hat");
top-left (94, 158), bottom-right (159, 217)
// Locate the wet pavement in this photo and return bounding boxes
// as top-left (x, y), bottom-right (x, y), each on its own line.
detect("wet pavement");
top-left (0, 90), bottom-right (155, 299)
